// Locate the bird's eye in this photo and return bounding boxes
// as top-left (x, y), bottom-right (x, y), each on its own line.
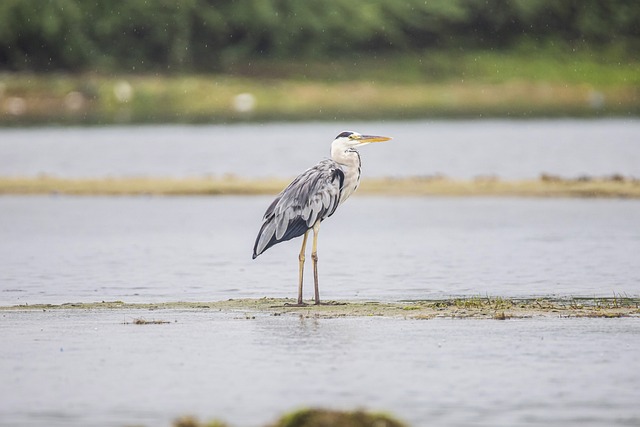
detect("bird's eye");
top-left (349, 134), bottom-right (356, 139)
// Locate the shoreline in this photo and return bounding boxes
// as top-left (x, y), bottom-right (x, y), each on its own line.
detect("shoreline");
top-left (1, 175), bottom-right (639, 198)
top-left (1, 61), bottom-right (639, 125)
top-left (3, 297), bottom-right (638, 319)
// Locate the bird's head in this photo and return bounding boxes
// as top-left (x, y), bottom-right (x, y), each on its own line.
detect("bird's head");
top-left (332, 131), bottom-right (392, 150)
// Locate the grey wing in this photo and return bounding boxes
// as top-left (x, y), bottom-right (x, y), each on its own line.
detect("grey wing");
top-left (252, 159), bottom-right (345, 258)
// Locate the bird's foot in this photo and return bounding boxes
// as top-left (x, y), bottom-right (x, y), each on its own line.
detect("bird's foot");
top-left (275, 300), bottom-right (346, 307)
top-left (282, 302), bottom-right (310, 307)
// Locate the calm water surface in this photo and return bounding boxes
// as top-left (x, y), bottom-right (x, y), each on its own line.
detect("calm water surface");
top-left (1, 119), bottom-right (639, 179)
top-left (2, 195), bottom-right (639, 427)
top-left (1, 195), bottom-right (639, 305)
top-left (1, 310), bottom-right (639, 427)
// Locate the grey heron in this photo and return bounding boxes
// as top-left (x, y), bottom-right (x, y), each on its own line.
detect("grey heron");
top-left (252, 131), bottom-right (392, 305)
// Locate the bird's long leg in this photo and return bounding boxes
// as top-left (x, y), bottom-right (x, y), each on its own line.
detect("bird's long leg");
top-left (311, 221), bottom-right (321, 305)
top-left (297, 230), bottom-right (310, 305)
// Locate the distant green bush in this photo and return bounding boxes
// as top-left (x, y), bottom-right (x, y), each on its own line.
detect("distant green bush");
top-left (1, 0), bottom-right (638, 72)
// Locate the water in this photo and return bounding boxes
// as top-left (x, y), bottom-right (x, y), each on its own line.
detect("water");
top-left (1, 119), bottom-right (639, 179)
top-left (1, 310), bottom-right (639, 427)
top-left (1, 195), bottom-right (639, 306)
top-left (2, 120), bottom-right (639, 427)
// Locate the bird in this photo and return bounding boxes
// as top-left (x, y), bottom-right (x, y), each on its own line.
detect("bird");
top-left (252, 130), bottom-right (392, 306)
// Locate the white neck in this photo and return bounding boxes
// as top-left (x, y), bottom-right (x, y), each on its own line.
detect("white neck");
top-left (330, 140), bottom-right (362, 204)
top-left (331, 141), bottom-right (359, 167)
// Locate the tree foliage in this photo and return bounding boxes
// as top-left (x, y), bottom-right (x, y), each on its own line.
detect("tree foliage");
top-left (0, 0), bottom-right (638, 72)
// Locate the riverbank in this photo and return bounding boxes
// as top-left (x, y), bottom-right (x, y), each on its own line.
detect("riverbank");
top-left (1, 175), bottom-right (639, 198)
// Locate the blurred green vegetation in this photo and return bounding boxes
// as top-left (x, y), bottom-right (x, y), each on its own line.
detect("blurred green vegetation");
top-left (0, 1), bottom-right (639, 123)
top-left (1, 0), bottom-right (638, 72)
top-left (1, 53), bottom-right (638, 124)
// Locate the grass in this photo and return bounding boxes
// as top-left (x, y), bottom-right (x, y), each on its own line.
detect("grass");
top-left (1, 175), bottom-right (639, 198)
top-left (216, 48), bottom-right (640, 86)
top-left (1, 48), bottom-right (638, 124)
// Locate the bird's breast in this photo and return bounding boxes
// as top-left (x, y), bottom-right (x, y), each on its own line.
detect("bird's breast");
top-left (338, 162), bottom-right (361, 205)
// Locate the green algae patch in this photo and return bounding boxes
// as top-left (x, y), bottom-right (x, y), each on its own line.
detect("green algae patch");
top-left (173, 415), bottom-right (229, 427)
top-left (269, 408), bottom-right (407, 427)
top-left (170, 408), bottom-right (406, 427)
top-left (126, 317), bottom-right (173, 325)
top-left (3, 297), bottom-right (638, 319)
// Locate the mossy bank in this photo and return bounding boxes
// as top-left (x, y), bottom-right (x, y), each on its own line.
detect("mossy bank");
top-left (4, 297), bottom-right (638, 319)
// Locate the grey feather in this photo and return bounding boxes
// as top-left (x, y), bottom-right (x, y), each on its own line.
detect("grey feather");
top-left (253, 159), bottom-right (345, 258)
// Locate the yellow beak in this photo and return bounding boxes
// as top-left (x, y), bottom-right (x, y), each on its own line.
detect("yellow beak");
top-left (358, 135), bottom-right (392, 143)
